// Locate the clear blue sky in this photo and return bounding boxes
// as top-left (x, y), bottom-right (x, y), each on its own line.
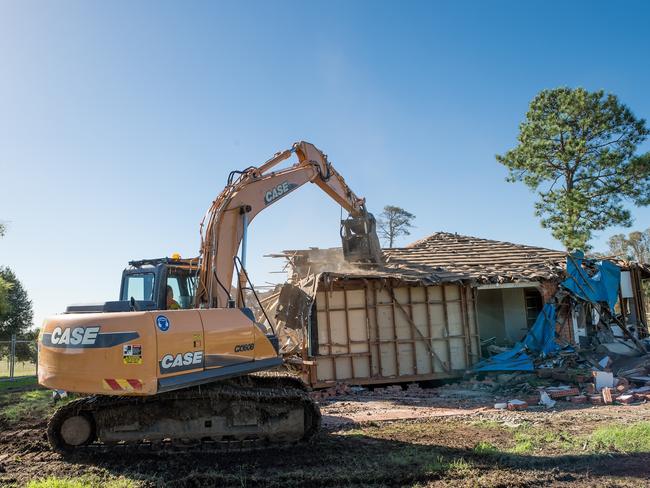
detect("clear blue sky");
top-left (1, 1), bottom-right (649, 328)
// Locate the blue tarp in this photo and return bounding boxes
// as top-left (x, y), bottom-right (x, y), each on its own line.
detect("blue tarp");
top-left (561, 251), bottom-right (621, 312)
top-left (475, 303), bottom-right (558, 372)
top-left (474, 253), bottom-right (621, 372)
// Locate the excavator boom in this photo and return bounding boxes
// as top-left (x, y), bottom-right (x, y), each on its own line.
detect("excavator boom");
top-left (196, 141), bottom-right (382, 308)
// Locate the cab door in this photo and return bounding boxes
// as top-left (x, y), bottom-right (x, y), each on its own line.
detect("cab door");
top-left (154, 310), bottom-right (204, 378)
top-left (199, 309), bottom-right (256, 370)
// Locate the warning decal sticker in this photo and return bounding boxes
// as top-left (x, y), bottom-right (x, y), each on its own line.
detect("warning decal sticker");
top-left (123, 344), bottom-right (143, 364)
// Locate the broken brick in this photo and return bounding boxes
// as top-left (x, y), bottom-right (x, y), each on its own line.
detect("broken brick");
top-left (570, 395), bottom-right (587, 404)
top-left (616, 384), bottom-right (629, 394)
top-left (589, 395), bottom-right (604, 405)
top-left (617, 394), bottom-right (635, 404)
top-left (507, 400), bottom-right (528, 411)
top-left (546, 387), bottom-right (580, 399)
top-left (524, 395), bottom-right (540, 405)
top-left (602, 387), bottom-right (613, 405)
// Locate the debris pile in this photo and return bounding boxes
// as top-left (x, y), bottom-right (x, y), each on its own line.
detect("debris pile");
top-left (310, 383), bottom-right (421, 401)
top-left (491, 351), bottom-right (650, 410)
top-left (309, 354), bottom-right (650, 411)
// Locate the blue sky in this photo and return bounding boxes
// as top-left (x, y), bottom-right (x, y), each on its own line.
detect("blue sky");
top-left (1, 1), bottom-right (649, 327)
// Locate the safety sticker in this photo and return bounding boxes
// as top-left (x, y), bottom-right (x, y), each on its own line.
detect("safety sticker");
top-left (123, 344), bottom-right (142, 364)
top-left (156, 315), bottom-right (170, 332)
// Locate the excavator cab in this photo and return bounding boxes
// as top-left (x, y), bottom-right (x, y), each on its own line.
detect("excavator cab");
top-left (64, 257), bottom-right (199, 314)
top-left (120, 257), bottom-right (198, 311)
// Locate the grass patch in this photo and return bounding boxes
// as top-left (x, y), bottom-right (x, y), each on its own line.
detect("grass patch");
top-left (510, 427), bottom-right (577, 454)
top-left (589, 422), bottom-right (650, 453)
top-left (0, 389), bottom-right (57, 423)
top-left (387, 447), bottom-right (450, 473)
top-left (390, 452), bottom-right (475, 478)
top-left (473, 440), bottom-right (499, 455)
top-left (0, 376), bottom-right (37, 390)
top-left (446, 457), bottom-right (474, 476)
top-left (27, 475), bottom-right (138, 488)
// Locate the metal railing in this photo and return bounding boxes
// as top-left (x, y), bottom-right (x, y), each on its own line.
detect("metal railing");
top-left (0, 334), bottom-right (38, 380)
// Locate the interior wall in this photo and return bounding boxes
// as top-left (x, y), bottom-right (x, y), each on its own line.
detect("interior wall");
top-left (476, 289), bottom-right (506, 343)
top-left (477, 286), bottom-right (540, 345)
top-left (501, 288), bottom-right (527, 343)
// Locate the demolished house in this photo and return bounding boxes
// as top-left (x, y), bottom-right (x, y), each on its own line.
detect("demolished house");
top-left (260, 232), bottom-right (650, 388)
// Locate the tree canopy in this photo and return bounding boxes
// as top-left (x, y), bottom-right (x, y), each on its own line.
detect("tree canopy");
top-left (608, 228), bottom-right (650, 263)
top-left (0, 267), bottom-right (34, 339)
top-left (0, 223), bottom-right (9, 317)
top-left (378, 205), bottom-right (416, 248)
top-left (497, 87), bottom-right (650, 251)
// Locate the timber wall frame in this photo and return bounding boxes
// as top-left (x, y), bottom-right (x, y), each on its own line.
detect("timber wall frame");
top-left (301, 278), bottom-right (481, 388)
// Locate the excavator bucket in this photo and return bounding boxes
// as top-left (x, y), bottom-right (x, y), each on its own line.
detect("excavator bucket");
top-left (341, 211), bottom-right (383, 265)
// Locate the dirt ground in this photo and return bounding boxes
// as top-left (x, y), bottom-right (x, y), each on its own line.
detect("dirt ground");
top-left (1, 385), bottom-right (650, 487)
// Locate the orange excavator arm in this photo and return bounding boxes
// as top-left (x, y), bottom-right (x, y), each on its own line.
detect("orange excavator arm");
top-left (195, 141), bottom-right (381, 308)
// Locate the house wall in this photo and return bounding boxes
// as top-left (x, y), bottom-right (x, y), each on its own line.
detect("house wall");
top-left (307, 281), bottom-right (480, 387)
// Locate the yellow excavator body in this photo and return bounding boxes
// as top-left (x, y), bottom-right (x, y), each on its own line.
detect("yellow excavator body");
top-left (38, 308), bottom-right (280, 396)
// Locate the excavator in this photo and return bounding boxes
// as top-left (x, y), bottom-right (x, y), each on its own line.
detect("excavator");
top-left (38, 141), bottom-right (382, 452)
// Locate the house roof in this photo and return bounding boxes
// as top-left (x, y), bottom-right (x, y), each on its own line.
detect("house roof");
top-left (276, 232), bottom-right (650, 286)
top-left (274, 232), bottom-right (570, 285)
top-left (271, 247), bottom-right (469, 285)
top-left (382, 232), bottom-right (568, 284)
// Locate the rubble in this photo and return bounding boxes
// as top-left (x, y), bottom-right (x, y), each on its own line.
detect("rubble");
top-left (570, 395), bottom-right (587, 404)
top-left (539, 391), bottom-right (556, 408)
top-left (545, 386), bottom-right (580, 399)
top-left (507, 399), bottom-right (528, 411)
top-left (593, 371), bottom-right (614, 390)
top-left (618, 394), bottom-right (635, 404)
top-left (461, 251), bottom-right (650, 410)
top-left (602, 387), bottom-right (613, 404)
top-left (589, 395), bottom-right (603, 405)
top-left (308, 348), bottom-right (650, 410)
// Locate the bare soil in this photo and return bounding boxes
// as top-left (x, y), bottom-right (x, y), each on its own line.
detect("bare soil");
top-left (1, 388), bottom-right (650, 487)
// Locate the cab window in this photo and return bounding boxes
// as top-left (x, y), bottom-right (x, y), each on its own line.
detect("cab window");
top-left (167, 273), bottom-right (196, 309)
top-left (122, 273), bottom-right (155, 301)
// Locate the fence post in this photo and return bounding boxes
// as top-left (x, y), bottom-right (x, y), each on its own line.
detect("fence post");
top-left (9, 334), bottom-right (16, 381)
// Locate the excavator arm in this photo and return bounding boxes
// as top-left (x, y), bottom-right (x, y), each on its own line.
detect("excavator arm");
top-left (196, 141), bottom-right (381, 308)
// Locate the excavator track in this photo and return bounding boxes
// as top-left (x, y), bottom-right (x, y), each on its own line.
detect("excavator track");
top-left (47, 375), bottom-right (321, 454)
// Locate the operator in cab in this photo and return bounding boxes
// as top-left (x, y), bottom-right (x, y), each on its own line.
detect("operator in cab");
top-left (166, 285), bottom-right (181, 310)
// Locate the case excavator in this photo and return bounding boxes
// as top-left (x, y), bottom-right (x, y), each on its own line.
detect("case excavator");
top-left (38, 142), bottom-right (382, 452)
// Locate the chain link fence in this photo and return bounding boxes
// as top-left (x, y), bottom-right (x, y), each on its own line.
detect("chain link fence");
top-left (0, 334), bottom-right (38, 380)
